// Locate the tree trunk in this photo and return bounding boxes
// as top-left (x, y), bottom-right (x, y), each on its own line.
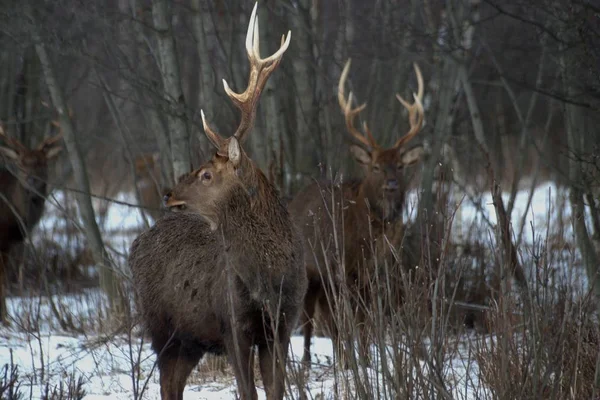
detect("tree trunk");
top-left (190, 0), bottom-right (213, 155)
top-left (256, 6), bottom-right (284, 174)
top-left (419, 56), bottom-right (458, 221)
top-left (289, 0), bottom-right (316, 179)
top-left (127, 2), bottom-right (173, 186)
top-left (151, 0), bottom-right (190, 181)
top-left (34, 37), bottom-right (125, 320)
top-left (557, 2), bottom-right (600, 323)
top-left (564, 93), bottom-right (600, 303)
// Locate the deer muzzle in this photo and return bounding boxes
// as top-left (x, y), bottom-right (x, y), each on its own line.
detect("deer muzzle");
top-left (163, 193), bottom-right (187, 211)
top-left (383, 179), bottom-right (399, 192)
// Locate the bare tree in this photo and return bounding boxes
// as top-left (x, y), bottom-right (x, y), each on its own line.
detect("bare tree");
top-left (151, 0), bottom-right (191, 182)
top-left (33, 28), bottom-right (126, 319)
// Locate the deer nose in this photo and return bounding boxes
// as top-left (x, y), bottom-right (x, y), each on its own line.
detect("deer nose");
top-left (385, 179), bottom-right (399, 190)
top-left (163, 192), bottom-right (172, 206)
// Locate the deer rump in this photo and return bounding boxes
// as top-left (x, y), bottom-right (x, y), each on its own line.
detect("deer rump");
top-left (130, 211), bottom-right (304, 355)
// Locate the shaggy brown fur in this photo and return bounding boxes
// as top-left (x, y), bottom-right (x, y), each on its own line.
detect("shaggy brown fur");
top-left (129, 138), bottom-right (306, 400)
top-left (289, 59), bottom-right (430, 366)
top-left (289, 143), bottom-right (425, 365)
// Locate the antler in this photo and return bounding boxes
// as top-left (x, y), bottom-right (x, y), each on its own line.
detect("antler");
top-left (393, 63), bottom-right (425, 149)
top-left (36, 100), bottom-right (66, 151)
top-left (202, 2), bottom-right (291, 149)
top-left (0, 123), bottom-right (27, 152)
top-left (338, 59), bottom-right (379, 150)
top-left (36, 133), bottom-right (63, 152)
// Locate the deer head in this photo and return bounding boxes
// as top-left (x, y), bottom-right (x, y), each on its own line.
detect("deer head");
top-left (338, 59), bottom-right (425, 221)
top-left (0, 123), bottom-right (63, 194)
top-left (163, 3), bottom-right (290, 229)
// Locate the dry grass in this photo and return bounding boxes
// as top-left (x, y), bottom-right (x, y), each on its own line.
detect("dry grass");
top-left (2, 185), bottom-right (599, 399)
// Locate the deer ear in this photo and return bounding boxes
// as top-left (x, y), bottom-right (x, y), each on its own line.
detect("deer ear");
top-left (45, 146), bottom-right (62, 160)
top-left (228, 137), bottom-right (241, 167)
top-left (349, 145), bottom-right (371, 165)
top-left (401, 145), bottom-right (424, 166)
top-left (0, 146), bottom-right (19, 161)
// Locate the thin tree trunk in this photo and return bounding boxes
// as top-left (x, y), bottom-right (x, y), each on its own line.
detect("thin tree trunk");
top-left (419, 57), bottom-right (458, 220)
top-left (190, 0), bottom-right (213, 155)
top-left (288, 1), bottom-right (315, 179)
top-left (127, 1), bottom-right (174, 186)
top-left (151, 0), bottom-right (190, 181)
top-left (257, 6), bottom-right (284, 173)
top-left (34, 37), bottom-right (125, 320)
top-left (557, 3), bottom-right (600, 325)
top-left (564, 97), bottom-right (600, 303)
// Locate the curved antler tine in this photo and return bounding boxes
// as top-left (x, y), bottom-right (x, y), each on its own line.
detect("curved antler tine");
top-left (0, 123), bottom-right (27, 152)
top-left (201, 110), bottom-right (226, 149)
top-left (37, 133), bottom-right (63, 151)
top-left (337, 59), bottom-right (378, 150)
top-left (261, 31), bottom-right (291, 64)
top-left (223, 79), bottom-right (245, 107)
top-left (245, 2), bottom-right (259, 58)
top-left (252, 14), bottom-right (260, 57)
top-left (363, 121), bottom-right (378, 148)
top-left (395, 93), bottom-right (410, 110)
top-left (393, 92), bottom-right (424, 149)
top-left (337, 59), bottom-right (352, 110)
top-left (413, 63), bottom-right (424, 102)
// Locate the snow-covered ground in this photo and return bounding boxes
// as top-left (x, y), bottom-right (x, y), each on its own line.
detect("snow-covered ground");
top-left (0, 183), bottom-right (590, 399)
top-left (1, 291), bottom-right (486, 399)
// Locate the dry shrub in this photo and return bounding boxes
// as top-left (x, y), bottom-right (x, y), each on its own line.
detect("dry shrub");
top-left (477, 288), bottom-right (599, 399)
top-left (5, 238), bottom-right (97, 298)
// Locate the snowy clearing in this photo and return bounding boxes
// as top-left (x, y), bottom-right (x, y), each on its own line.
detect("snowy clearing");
top-left (0, 183), bottom-right (590, 399)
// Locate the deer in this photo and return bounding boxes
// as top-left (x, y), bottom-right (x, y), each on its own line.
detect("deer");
top-left (288, 59), bottom-right (426, 366)
top-left (128, 4), bottom-right (307, 400)
top-left (134, 153), bottom-right (166, 223)
top-left (0, 124), bottom-right (63, 325)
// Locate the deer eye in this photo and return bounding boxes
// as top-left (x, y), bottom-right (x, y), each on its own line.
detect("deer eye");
top-left (201, 171), bottom-right (212, 181)
top-left (372, 165), bottom-right (381, 173)
top-left (397, 164), bottom-right (403, 171)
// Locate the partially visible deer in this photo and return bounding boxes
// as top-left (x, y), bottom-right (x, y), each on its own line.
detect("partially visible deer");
top-left (134, 153), bottom-right (166, 223)
top-left (0, 124), bottom-right (63, 324)
top-left (129, 4), bottom-right (307, 400)
top-left (288, 59), bottom-right (426, 365)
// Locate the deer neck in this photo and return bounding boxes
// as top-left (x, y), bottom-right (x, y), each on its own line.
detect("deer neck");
top-left (356, 183), bottom-right (404, 225)
top-left (220, 178), bottom-right (290, 241)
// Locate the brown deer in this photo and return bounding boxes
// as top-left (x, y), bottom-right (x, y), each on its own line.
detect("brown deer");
top-left (288, 59), bottom-right (426, 365)
top-left (128, 4), bottom-right (307, 400)
top-left (0, 124), bottom-right (63, 324)
top-left (134, 153), bottom-right (166, 223)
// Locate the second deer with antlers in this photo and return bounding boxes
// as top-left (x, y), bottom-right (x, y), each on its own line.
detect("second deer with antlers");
top-left (0, 123), bottom-right (63, 325)
top-left (289, 59), bottom-right (426, 365)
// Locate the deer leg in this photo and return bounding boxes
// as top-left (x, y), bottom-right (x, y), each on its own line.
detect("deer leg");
top-left (318, 294), bottom-right (347, 369)
top-left (153, 331), bottom-right (202, 400)
top-left (157, 341), bottom-right (181, 400)
top-left (258, 328), bottom-right (291, 400)
top-left (225, 330), bottom-right (257, 400)
top-left (301, 280), bottom-right (321, 366)
top-left (172, 343), bottom-right (203, 400)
